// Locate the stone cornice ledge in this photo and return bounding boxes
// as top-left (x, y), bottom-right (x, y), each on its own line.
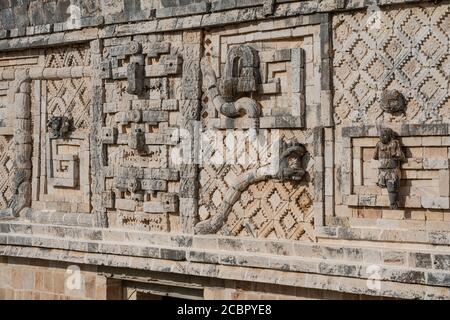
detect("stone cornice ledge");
top-left (0, 221), bottom-right (450, 299)
top-left (0, 244), bottom-right (449, 300)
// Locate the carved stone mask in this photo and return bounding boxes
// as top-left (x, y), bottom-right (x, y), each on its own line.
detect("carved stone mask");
top-left (221, 45), bottom-right (260, 101)
top-left (47, 116), bottom-right (71, 138)
top-left (127, 178), bottom-right (141, 194)
top-left (380, 90), bottom-right (406, 114)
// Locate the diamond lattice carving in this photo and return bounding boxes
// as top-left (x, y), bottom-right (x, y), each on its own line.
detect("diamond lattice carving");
top-left (199, 129), bottom-right (316, 241)
top-left (32, 44), bottom-right (93, 213)
top-left (200, 168), bottom-right (314, 241)
top-left (333, 3), bottom-right (450, 124)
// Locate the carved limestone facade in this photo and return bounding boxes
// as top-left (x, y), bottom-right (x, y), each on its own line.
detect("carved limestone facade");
top-left (0, 0), bottom-right (449, 300)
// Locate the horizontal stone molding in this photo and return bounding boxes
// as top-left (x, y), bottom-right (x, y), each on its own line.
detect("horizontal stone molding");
top-left (1, 220), bottom-right (450, 277)
top-left (342, 125), bottom-right (450, 139)
top-left (0, 1), bottom-right (438, 52)
top-left (0, 241), bottom-right (449, 299)
top-left (22, 210), bottom-right (97, 228)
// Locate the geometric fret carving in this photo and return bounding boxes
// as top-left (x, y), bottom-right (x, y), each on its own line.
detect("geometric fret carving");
top-left (44, 45), bottom-right (91, 68)
top-left (198, 129), bottom-right (319, 241)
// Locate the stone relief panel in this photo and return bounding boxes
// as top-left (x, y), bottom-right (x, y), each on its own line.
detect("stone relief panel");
top-left (198, 129), bottom-right (322, 241)
top-left (31, 45), bottom-right (92, 213)
top-left (196, 19), bottom-right (328, 240)
top-left (201, 19), bottom-right (324, 129)
top-left (0, 50), bottom-right (41, 212)
top-left (333, 3), bottom-right (450, 125)
top-left (0, 50), bottom-right (41, 134)
top-left (44, 45), bottom-right (91, 69)
top-left (333, 3), bottom-right (450, 225)
top-left (101, 33), bottom-right (184, 232)
top-left (221, 179), bottom-right (314, 240)
top-left (337, 125), bottom-right (450, 221)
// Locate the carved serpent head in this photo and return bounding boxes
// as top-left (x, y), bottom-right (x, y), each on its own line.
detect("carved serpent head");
top-left (278, 140), bottom-right (307, 182)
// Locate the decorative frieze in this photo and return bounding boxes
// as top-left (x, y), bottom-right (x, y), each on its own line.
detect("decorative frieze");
top-left (0, 2), bottom-right (447, 302)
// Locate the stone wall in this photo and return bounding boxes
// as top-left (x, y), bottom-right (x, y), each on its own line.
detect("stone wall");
top-left (0, 0), bottom-right (449, 300)
top-left (0, 256), bottom-right (122, 299)
top-left (0, 256), bottom-right (392, 300)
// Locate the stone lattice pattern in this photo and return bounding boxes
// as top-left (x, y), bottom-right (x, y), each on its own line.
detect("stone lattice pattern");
top-left (0, 136), bottom-right (15, 210)
top-left (199, 130), bottom-right (316, 241)
top-left (46, 78), bottom-right (92, 131)
top-left (221, 179), bottom-right (314, 241)
top-left (44, 45), bottom-right (91, 68)
top-left (333, 3), bottom-right (450, 125)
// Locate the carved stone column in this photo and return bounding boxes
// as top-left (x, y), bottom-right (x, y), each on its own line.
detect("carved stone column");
top-left (179, 31), bottom-right (203, 234)
top-left (91, 39), bottom-right (108, 227)
top-left (3, 73), bottom-right (32, 218)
